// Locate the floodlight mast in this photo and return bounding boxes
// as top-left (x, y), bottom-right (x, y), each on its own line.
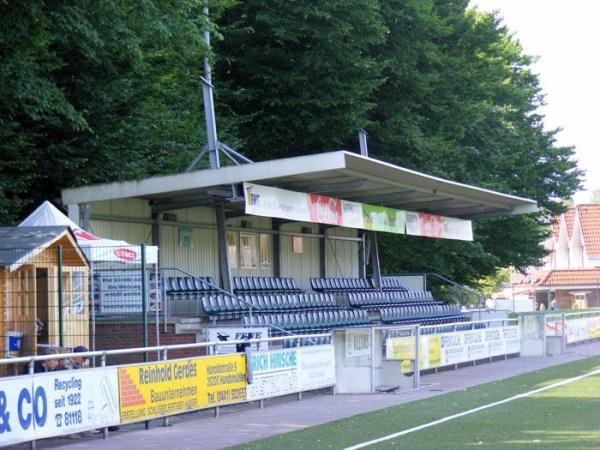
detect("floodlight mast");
top-left (186, 6), bottom-right (253, 173)
top-left (201, 5), bottom-right (220, 170)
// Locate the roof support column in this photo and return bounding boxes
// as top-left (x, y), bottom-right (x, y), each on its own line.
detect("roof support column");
top-left (67, 204), bottom-right (80, 226)
top-left (369, 231), bottom-right (381, 289)
top-left (319, 226), bottom-right (327, 278)
top-left (272, 221), bottom-right (281, 278)
top-left (358, 230), bottom-right (366, 279)
top-left (216, 204), bottom-right (232, 292)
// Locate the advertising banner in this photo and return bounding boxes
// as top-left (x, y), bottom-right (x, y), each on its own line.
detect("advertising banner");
top-left (386, 326), bottom-right (520, 368)
top-left (565, 318), bottom-right (589, 344)
top-left (341, 200), bottom-right (365, 229)
top-left (207, 327), bottom-right (270, 355)
top-left (118, 355), bottom-right (247, 423)
top-left (297, 345), bottom-right (336, 390)
top-left (588, 316), bottom-right (600, 339)
top-left (95, 270), bottom-right (160, 314)
top-left (244, 183), bottom-right (310, 223)
top-left (34, 368), bottom-right (120, 439)
top-left (308, 194), bottom-right (343, 225)
top-left (246, 345), bottom-right (335, 401)
top-left (0, 369), bottom-right (120, 446)
top-left (361, 204), bottom-right (406, 234)
top-left (246, 349), bottom-right (299, 401)
top-left (244, 183), bottom-right (472, 241)
top-left (442, 217), bottom-right (474, 241)
top-left (0, 376), bottom-right (34, 445)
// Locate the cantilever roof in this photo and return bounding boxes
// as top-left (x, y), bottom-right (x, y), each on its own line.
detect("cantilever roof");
top-left (62, 151), bottom-right (537, 219)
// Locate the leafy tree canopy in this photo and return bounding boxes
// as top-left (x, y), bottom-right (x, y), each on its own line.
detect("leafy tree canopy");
top-left (0, 0), bottom-right (583, 286)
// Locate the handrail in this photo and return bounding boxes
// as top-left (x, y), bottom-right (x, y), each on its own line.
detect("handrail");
top-left (0, 333), bottom-right (331, 368)
top-left (426, 272), bottom-right (485, 305)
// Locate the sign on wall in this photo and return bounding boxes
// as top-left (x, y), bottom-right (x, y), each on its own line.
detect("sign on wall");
top-left (207, 327), bottom-right (270, 355)
top-left (244, 182), bottom-right (472, 241)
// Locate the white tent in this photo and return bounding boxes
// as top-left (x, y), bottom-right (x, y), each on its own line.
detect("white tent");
top-left (19, 201), bottom-right (158, 264)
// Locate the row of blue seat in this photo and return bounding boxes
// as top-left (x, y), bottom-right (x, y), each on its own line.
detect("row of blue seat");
top-left (166, 276), bottom-right (216, 296)
top-left (380, 277), bottom-right (411, 291)
top-left (242, 309), bottom-right (371, 332)
top-left (310, 277), bottom-right (373, 292)
top-left (380, 305), bottom-right (465, 324)
top-left (202, 293), bottom-right (338, 315)
top-left (348, 291), bottom-right (437, 307)
top-left (233, 276), bottom-right (302, 293)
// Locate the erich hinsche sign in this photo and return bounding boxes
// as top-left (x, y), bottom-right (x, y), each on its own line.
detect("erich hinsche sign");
top-left (118, 354), bottom-right (247, 423)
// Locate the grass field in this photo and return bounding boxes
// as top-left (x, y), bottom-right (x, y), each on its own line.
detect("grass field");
top-left (231, 357), bottom-right (600, 450)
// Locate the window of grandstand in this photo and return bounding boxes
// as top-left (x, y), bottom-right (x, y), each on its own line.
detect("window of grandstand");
top-left (240, 232), bottom-right (258, 269)
top-left (227, 231), bottom-right (238, 269)
top-left (260, 233), bottom-right (272, 269)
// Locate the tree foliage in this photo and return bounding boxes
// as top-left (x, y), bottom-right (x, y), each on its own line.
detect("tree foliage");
top-left (0, 0), bottom-right (583, 285)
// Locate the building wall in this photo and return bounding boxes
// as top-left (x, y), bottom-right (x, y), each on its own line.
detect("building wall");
top-left (325, 227), bottom-right (359, 278)
top-left (94, 323), bottom-right (199, 365)
top-left (280, 222), bottom-right (321, 291)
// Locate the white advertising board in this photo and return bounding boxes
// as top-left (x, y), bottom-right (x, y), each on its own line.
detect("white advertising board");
top-left (0, 368), bottom-right (119, 445)
top-left (207, 327), bottom-right (270, 354)
top-left (297, 345), bottom-right (336, 391)
top-left (246, 345), bottom-right (335, 401)
top-left (246, 349), bottom-right (299, 401)
top-left (566, 318), bottom-right (589, 344)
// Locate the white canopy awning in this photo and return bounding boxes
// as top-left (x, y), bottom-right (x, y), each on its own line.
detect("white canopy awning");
top-left (19, 201), bottom-right (158, 264)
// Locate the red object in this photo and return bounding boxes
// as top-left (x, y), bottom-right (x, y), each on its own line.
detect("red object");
top-left (74, 229), bottom-right (99, 240)
top-left (114, 248), bottom-right (138, 261)
top-left (418, 212), bottom-right (443, 238)
top-left (308, 194), bottom-right (343, 225)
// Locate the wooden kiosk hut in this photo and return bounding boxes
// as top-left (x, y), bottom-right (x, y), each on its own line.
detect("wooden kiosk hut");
top-left (0, 226), bottom-right (89, 359)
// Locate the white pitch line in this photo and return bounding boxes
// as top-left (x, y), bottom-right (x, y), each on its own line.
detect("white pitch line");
top-left (344, 367), bottom-right (600, 450)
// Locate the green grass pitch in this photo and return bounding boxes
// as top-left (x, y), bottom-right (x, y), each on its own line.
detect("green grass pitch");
top-left (231, 357), bottom-right (600, 449)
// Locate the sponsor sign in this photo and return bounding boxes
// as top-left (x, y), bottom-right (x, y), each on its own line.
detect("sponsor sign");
top-left (0, 369), bottom-right (120, 445)
top-left (345, 329), bottom-right (371, 358)
top-left (247, 349), bottom-right (299, 401)
top-left (244, 183), bottom-right (310, 223)
top-left (361, 204), bottom-right (406, 234)
top-left (207, 327), bottom-right (270, 354)
top-left (308, 194), bottom-right (343, 225)
top-left (34, 369), bottom-right (120, 439)
top-left (588, 317), bottom-right (600, 339)
top-left (119, 355), bottom-right (247, 423)
top-left (386, 326), bottom-right (520, 368)
top-left (297, 345), bottom-right (336, 390)
top-left (565, 318), bottom-right (589, 344)
top-left (246, 345), bottom-right (335, 401)
top-left (244, 183), bottom-right (472, 241)
top-left (95, 270), bottom-right (160, 314)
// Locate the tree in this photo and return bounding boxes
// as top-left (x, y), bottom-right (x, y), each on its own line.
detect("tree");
top-left (214, 0), bottom-right (387, 160)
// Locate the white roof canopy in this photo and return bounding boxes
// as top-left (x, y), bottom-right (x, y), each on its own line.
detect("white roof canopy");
top-left (62, 151), bottom-right (537, 219)
top-left (20, 201), bottom-right (158, 264)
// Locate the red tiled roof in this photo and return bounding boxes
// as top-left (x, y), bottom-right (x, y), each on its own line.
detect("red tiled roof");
top-left (539, 269), bottom-right (600, 286)
top-left (564, 208), bottom-right (576, 239)
top-left (577, 204), bottom-right (600, 257)
top-left (550, 217), bottom-right (560, 240)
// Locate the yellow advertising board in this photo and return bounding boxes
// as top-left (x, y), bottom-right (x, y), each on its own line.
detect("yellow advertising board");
top-left (119, 354), bottom-right (247, 423)
top-left (427, 335), bottom-right (441, 368)
top-left (386, 335), bottom-right (441, 371)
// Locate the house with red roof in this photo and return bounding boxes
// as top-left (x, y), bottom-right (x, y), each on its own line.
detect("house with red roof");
top-left (534, 204), bottom-right (600, 309)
